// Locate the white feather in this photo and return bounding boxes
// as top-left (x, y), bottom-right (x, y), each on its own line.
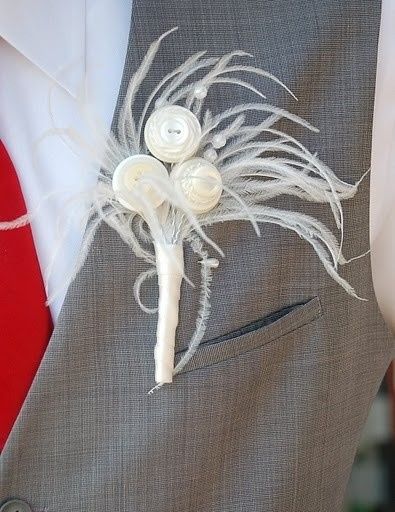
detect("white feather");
top-left (0, 28), bottom-right (367, 388)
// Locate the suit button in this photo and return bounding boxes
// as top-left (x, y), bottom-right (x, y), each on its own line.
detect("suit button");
top-left (112, 154), bottom-right (169, 212)
top-left (0, 499), bottom-right (32, 512)
top-left (171, 157), bottom-right (223, 213)
top-left (144, 106), bottom-right (201, 163)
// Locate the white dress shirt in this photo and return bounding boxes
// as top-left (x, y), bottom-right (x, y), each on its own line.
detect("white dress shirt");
top-left (370, 0), bottom-right (395, 333)
top-left (0, 0), bottom-right (131, 318)
top-left (0, 0), bottom-right (394, 331)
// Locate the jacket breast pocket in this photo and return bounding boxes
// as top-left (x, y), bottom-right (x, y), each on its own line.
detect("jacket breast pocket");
top-left (175, 296), bottom-right (323, 374)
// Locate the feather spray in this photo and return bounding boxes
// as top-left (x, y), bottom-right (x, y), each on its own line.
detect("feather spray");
top-left (0, 28), bottom-right (367, 389)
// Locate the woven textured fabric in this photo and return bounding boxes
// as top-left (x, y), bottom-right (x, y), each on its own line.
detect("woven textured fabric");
top-left (1, 1), bottom-right (394, 511)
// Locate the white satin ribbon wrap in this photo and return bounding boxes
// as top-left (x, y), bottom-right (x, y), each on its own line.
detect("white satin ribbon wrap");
top-left (154, 242), bottom-right (184, 383)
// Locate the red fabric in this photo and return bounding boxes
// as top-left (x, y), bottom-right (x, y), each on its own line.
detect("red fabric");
top-left (0, 141), bottom-right (53, 449)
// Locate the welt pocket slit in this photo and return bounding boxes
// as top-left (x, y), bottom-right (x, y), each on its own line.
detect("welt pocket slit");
top-left (175, 296), bottom-right (323, 374)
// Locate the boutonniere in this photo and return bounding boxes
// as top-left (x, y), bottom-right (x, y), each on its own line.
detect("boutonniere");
top-left (1, 28), bottom-right (366, 390)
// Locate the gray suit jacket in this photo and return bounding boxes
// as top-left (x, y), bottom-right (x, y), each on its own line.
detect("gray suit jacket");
top-left (2, 1), bottom-right (394, 511)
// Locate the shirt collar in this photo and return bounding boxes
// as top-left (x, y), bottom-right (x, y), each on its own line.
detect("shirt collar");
top-left (0, 0), bottom-right (86, 97)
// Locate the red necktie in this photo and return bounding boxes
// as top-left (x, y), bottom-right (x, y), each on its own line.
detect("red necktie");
top-left (0, 141), bottom-right (53, 449)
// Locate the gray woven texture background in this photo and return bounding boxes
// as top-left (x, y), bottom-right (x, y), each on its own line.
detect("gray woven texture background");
top-left (2, 1), bottom-right (394, 511)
